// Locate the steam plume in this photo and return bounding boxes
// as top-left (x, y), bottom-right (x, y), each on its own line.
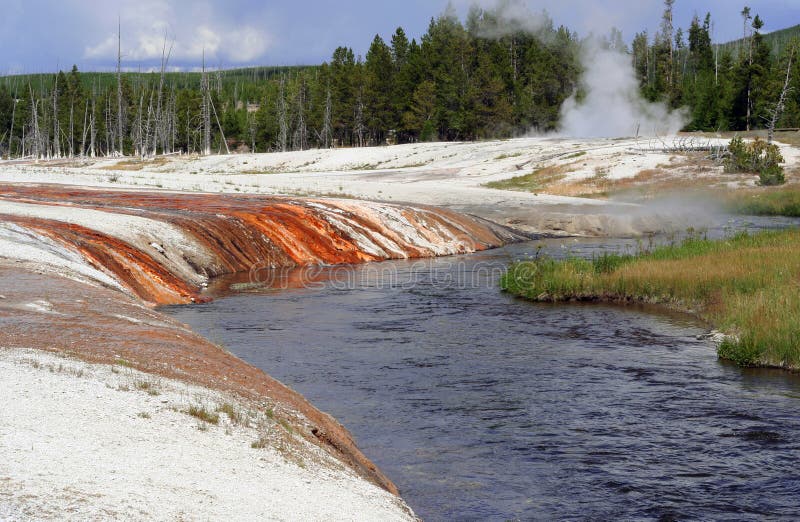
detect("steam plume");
top-left (557, 41), bottom-right (687, 138)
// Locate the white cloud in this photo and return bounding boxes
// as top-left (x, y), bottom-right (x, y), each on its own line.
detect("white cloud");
top-left (231, 26), bottom-right (270, 62)
top-left (81, 0), bottom-right (272, 65)
top-left (185, 26), bottom-right (223, 59)
top-left (85, 36), bottom-right (118, 59)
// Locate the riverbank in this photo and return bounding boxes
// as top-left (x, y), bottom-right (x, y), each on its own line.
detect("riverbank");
top-left (0, 262), bottom-right (419, 515)
top-left (0, 347), bottom-right (415, 520)
top-left (502, 228), bottom-right (800, 369)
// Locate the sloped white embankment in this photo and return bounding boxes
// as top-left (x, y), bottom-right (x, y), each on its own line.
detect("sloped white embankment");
top-left (0, 348), bottom-right (416, 521)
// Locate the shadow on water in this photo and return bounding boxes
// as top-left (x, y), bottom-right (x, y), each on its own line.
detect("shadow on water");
top-left (164, 216), bottom-right (800, 521)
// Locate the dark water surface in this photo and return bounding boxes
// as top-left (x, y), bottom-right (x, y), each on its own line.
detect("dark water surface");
top-left (165, 217), bottom-right (800, 521)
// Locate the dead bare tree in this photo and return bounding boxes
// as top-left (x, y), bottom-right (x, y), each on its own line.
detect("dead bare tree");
top-left (168, 86), bottom-right (177, 153)
top-left (89, 84), bottom-right (97, 158)
top-left (28, 84), bottom-right (41, 159)
top-left (151, 34), bottom-right (174, 157)
top-left (767, 45), bottom-right (795, 144)
top-left (277, 76), bottom-right (288, 152)
top-left (7, 87), bottom-right (17, 158)
top-left (322, 86), bottom-right (333, 148)
top-left (68, 96), bottom-right (75, 158)
top-left (105, 97), bottom-right (113, 156)
top-left (201, 50), bottom-right (211, 155)
top-left (80, 98), bottom-right (89, 156)
top-left (52, 74), bottom-right (60, 158)
top-left (116, 19), bottom-right (125, 155)
top-left (134, 90), bottom-right (144, 157)
top-left (741, 7), bottom-right (753, 131)
top-left (208, 94), bottom-right (230, 155)
top-left (292, 78), bottom-right (308, 151)
top-left (247, 110), bottom-right (257, 153)
top-left (354, 87), bottom-right (366, 147)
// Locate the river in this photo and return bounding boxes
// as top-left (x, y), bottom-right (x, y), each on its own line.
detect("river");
top-left (165, 216), bottom-right (800, 521)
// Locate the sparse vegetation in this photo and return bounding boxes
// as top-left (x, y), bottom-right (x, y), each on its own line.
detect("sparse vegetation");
top-left (502, 229), bottom-right (800, 369)
top-left (251, 435), bottom-right (270, 449)
top-left (485, 165), bottom-right (570, 192)
top-left (495, 152), bottom-right (523, 160)
top-left (217, 402), bottom-right (246, 426)
top-left (724, 187), bottom-right (800, 216)
top-left (279, 418), bottom-right (294, 434)
top-left (114, 358), bottom-right (134, 368)
top-left (186, 405), bottom-right (220, 425)
top-left (133, 378), bottom-right (161, 396)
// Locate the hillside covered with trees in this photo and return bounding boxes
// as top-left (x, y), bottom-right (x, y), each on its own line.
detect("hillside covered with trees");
top-left (0, 1), bottom-right (798, 159)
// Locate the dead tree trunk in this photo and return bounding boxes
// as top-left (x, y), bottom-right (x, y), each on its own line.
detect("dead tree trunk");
top-left (52, 75), bottom-right (60, 158)
top-left (322, 87), bottom-right (333, 148)
top-left (80, 98), bottom-right (89, 156)
top-left (201, 51), bottom-right (211, 156)
top-left (29, 84), bottom-right (41, 159)
top-left (7, 90), bottom-right (17, 158)
top-left (209, 95), bottom-right (230, 155)
top-left (116, 19), bottom-right (124, 155)
top-left (69, 100), bottom-right (74, 158)
top-left (277, 76), bottom-right (288, 152)
top-left (89, 86), bottom-right (97, 158)
top-left (105, 97), bottom-right (112, 156)
top-left (152, 35), bottom-right (173, 156)
top-left (768, 46), bottom-right (795, 144)
top-left (354, 87), bottom-right (365, 147)
top-left (293, 79), bottom-right (307, 151)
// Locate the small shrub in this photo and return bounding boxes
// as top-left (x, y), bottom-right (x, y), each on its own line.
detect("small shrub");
top-left (723, 136), bottom-right (785, 186)
top-left (758, 164), bottom-right (786, 186)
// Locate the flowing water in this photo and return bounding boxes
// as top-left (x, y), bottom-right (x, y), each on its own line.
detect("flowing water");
top-left (166, 217), bottom-right (800, 521)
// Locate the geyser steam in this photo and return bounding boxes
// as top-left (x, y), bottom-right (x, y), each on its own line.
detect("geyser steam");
top-left (558, 41), bottom-right (687, 138)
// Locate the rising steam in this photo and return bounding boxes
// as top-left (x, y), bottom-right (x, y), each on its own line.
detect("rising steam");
top-left (557, 41), bottom-right (687, 138)
top-left (463, 0), bottom-right (687, 138)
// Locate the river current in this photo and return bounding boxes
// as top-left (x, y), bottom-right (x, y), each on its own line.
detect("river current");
top-left (165, 217), bottom-right (800, 521)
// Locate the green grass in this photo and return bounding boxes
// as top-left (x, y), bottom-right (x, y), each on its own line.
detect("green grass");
top-left (494, 152), bottom-right (523, 160)
top-left (485, 165), bottom-right (567, 192)
top-left (502, 229), bottom-right (800, 369)
top-left (724, 187), bottom-right (800, 217)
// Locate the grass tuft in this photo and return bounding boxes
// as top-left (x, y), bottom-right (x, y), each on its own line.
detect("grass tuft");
top-left (217, 402), bottom-right (246, 426)
top-left (133, 379), bottom-right (161, 396)
top-left (186, 405), bottom-right (220, 425)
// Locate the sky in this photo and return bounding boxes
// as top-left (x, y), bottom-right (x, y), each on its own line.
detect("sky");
top-left (1, 0), bottom-right (798, 74)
